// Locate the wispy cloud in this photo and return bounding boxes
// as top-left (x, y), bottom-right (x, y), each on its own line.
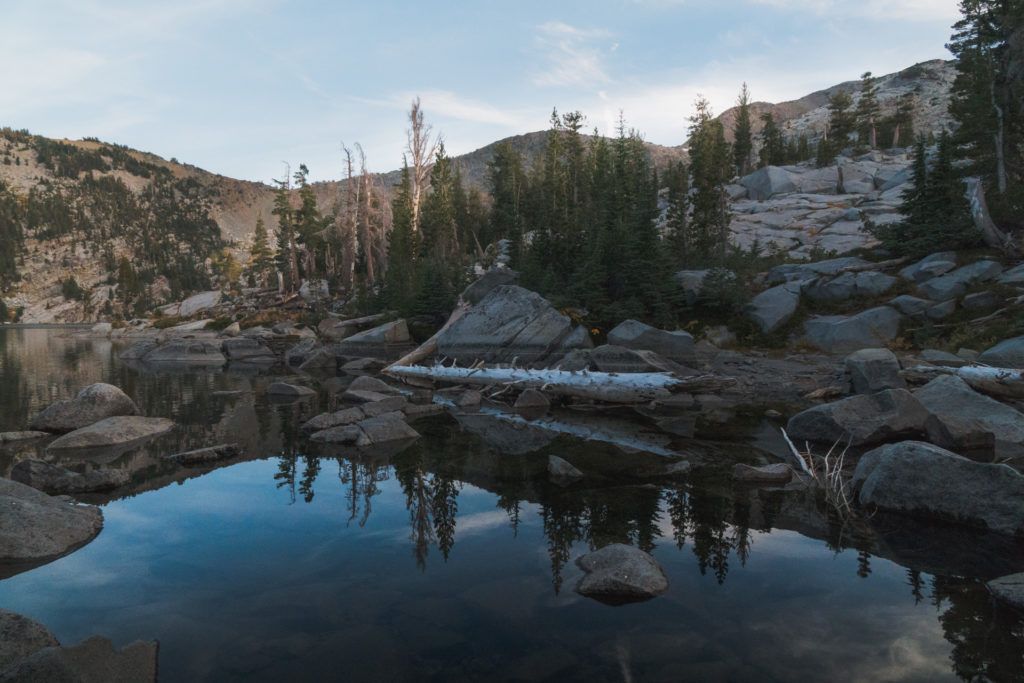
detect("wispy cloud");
top-left (749, 0), bottom-right (959, 21)
top-left (533, 21), bottom-right (614, 88)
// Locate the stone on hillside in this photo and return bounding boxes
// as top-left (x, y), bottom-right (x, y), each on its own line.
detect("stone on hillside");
top-left (962, 290), bottom-right (999, 311)
top-left (299, 278), bottom-right (329, 302)
top-left (462, 268), bottom-right (519, 305)
top-left (804, 271), bottom-right (897, 302)
top-left (0, 634), bottom-right (158, 683)
top-left (766, 257), bottom-right (871, 285)
top-left (437, 286), bottom-right (587, 366)
top-left (915, 375), bottom-right (1024, 458)
top-left (177, 290), bottom-right (222, 317)
top-left (222, 338), bottom-right (275, 363)
top-left (732, 462), bottom-right (793, 484)
top-left (221, 321), bottom-right (241, 337)
top-left (267, 382), bottom-right (315, 397)
top-left (987, 574), bottom-right (1024, 610)
top-left (144, 340), bottom-right (225, 365)
top-left (877, 167), bottom-right (911, 192)
top-left (47, 416), bottom-right (175, 451)
top-left (747, 282), bottom-right (801, 334)
top-left (548, 455), bottom-right (584, 484)
top-left (11, 460), bottom-right (129, 495)
top-left (997, 263), bottom-right (1024, 285)
top-left (918, 349), bottom-right (969, 368)
top-left (607, 320), bottom-right (695, 364)
top-left (852, 441), bottom-right (1024, 535)
top-left (888, 295), bottom-right (935, 317)
top-left (739, 166), bottom-right (797, 200)
top-left (575, 544), bottom-right (668, 602)
top-left (0, 609), bottom-right (59, 671)
top-left (917, 260), bottom-right (1003, 301)
top-left (845, 348), bottom-right (905, 394)
top-left (725, 183), bottom-right (748, 200)
top-left (0, 478), bottom-right (103, 570)
top-left (979, 336), bottom-right (1024, 368)
top-left (333, 319), bottom-right (414, 360)
top-left (514, 389), bottom-right (550, 411)
top-left (786, 389), bottom-right (927, 446)
top-left (926, 300), bottom-right (957, 320)
top-left (898, 252), bottom-right (958, 283)
top-left (793, 166), bottom-right (839, 194)
top-left (30, 383), bottom-right (139, 434)
top-left (802, 306), bottom-right (903, 354)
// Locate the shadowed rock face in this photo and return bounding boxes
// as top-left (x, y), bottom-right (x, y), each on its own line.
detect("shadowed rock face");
top-left (29, 383), bottom-right (139, 434)
top-left (786, 389), bottom-right (928, 446)
top-left (0, 478), bottom-right (103, 578)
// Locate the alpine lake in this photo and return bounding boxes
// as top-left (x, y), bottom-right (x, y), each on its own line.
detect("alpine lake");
top-left (1, 326), bottom-right (1022, 682)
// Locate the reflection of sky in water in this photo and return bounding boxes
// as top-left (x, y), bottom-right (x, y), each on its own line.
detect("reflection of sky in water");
top-left (1, 328), bottom-right (1021, 682)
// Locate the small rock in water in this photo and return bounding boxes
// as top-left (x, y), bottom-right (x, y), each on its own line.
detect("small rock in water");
top-left (548, 455), bottom-right (583, 485)
top-left (575, 544), bottom-right (669, 603)
top-left (732, 462), bottom-right (793, 484)
top-left (987, 573), bottom-right (1024, 610)
top-left (11, 460), bottom-right (129, 495)
top-left (267, 382), bottom-right (316, 397)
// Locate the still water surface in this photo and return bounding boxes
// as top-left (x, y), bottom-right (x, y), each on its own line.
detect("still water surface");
top-left (0, 327), bottom-right (1021, 682)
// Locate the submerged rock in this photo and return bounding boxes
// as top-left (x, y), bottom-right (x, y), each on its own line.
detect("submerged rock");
top-left (47, 416), bottom-right (175, 451)
top-left (575, 544), bottom-right (669, 603)
top-left (852, 441), bottom-right (1024, 535)
top-left (30, 383), bottom-right (139, 434)
top-left (0, 634), bottom-right (158, 683)
top-left (11, 460), bottom-right (129, 495)
top-left (0, 478), bottom-right (103, 572)
top-left (786, 389), bottom-right (927, 446)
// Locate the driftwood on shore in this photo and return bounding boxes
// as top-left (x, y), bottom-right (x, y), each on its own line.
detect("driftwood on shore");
top-left (902, 364), bottom-right (1024, 399)
top-left (385, 363), bottom-right (735, 404)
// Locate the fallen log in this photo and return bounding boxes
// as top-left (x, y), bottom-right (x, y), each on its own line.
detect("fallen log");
top-left (901, 364), bottom-right (1024, 399)
top-left (384, 364), bottom-right (735, 404)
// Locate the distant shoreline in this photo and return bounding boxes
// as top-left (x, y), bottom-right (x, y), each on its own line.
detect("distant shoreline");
top-left (0, 323), bottom-right (94, 329)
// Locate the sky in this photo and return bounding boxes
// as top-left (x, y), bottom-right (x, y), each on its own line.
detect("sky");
top-left (0, 0), bottom-right (960, 183)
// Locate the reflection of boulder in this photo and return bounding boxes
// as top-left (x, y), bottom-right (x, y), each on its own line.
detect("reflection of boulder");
top-left (454, 412), bottom-right (556, 455)
top-left (11, 460), bottom-right (129, 494)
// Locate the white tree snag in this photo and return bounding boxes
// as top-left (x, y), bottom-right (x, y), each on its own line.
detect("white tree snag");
top-left (966, 177), bottom-right (1018, 257)
top-left (902, 364), bottom-right (1024, 399)
top-left (385, 364), bottom-right (733, 404)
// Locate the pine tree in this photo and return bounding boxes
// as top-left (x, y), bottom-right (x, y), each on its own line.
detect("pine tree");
top-left (485, 141), bottom-right (525, 260)
top-left (687, 97), bottom-right (732, 264)
top-left (855, 71), bottom-right (881, 149)
top-left (818, 91), bottom-right (855, 166)
top-left (733, 83), bottom-right (754, 177)
top-left (248, 216), bottom-right (274, 287)
top-left (272, 176), bottom-right (297, 292)
top-left (664, 161), bottom-right (691, 265)
top-left (383, 164), bottom-right (417, 314)
top-left (758, 113), bottom-right (785, 167)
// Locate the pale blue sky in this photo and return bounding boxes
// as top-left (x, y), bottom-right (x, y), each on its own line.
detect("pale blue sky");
top-left (0, 0), bottom-right (958, 183)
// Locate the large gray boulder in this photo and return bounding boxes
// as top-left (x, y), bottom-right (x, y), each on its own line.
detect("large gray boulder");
top-left (0, 634), bottom-right (158, 683)
top-left (332, 320), bottom-right (414, 360)
top-left (606, 320), bottom-right (695, 364)
top-left (979, 336), bottom-right (1024, 368)
top-left (914, 375), bottom-right (1024, 457)
top-left (739, 166), bottom-right (797, 200)
top-left (47, 417), bottom-right (175, 451)
top-left (766, 257), bottom-right (871, 286)
top-left (786, 389), bottom-right (927, 446)
top-left (11, 460), bottom-right (129, 495)
top-left (803, 307), bottom-right (903, 353)
top-left (30, 384), bottom-right (139, 434)
top-left (845, 348), bottom-right (905, 394)
top-left (747, 282), bottom-right (801, 334)
top-left (852, 441), bottom-right (1024, 535)
top-left (898, 252), bottom-right (957, 283)
top-left (804, 271), bottom-right (898, 302)
top-left (462, 268), bottom-right (519, 305)
top-left (575, 544), bottom-right (669, 602)
top-left (0, 478), bottom-right (103, 571)
top-left (143, 340), bottom-right (226, 366)
top-left (176, 289), bottom-right (222, 317)
top-left (222, 337), bottom-right (275, 364)
top-left (437, 286), bottom-right (590, 366)
top-left (917, 260), bottom-right (1003, 301)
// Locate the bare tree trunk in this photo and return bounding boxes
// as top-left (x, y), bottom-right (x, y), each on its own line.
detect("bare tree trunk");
top-left (406, 97), bottom-right (438, 235)
top-left (965, 177), bottom-right (1018, 257)
top-left (892, 123), bottom-right (900, 149)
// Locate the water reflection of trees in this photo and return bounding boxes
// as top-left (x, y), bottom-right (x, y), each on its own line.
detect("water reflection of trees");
top-left (392, 449), bottom-right (461, 570)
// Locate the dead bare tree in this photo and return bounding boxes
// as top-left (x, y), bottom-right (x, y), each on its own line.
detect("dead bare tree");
top-left (406, 97), bottom-right (438, 235)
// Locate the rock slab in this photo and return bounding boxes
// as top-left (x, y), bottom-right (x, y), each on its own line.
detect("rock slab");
top-left (30, 384), bottom-right (139, 434)
top-left (0, 478), bottom-right (103, 568)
